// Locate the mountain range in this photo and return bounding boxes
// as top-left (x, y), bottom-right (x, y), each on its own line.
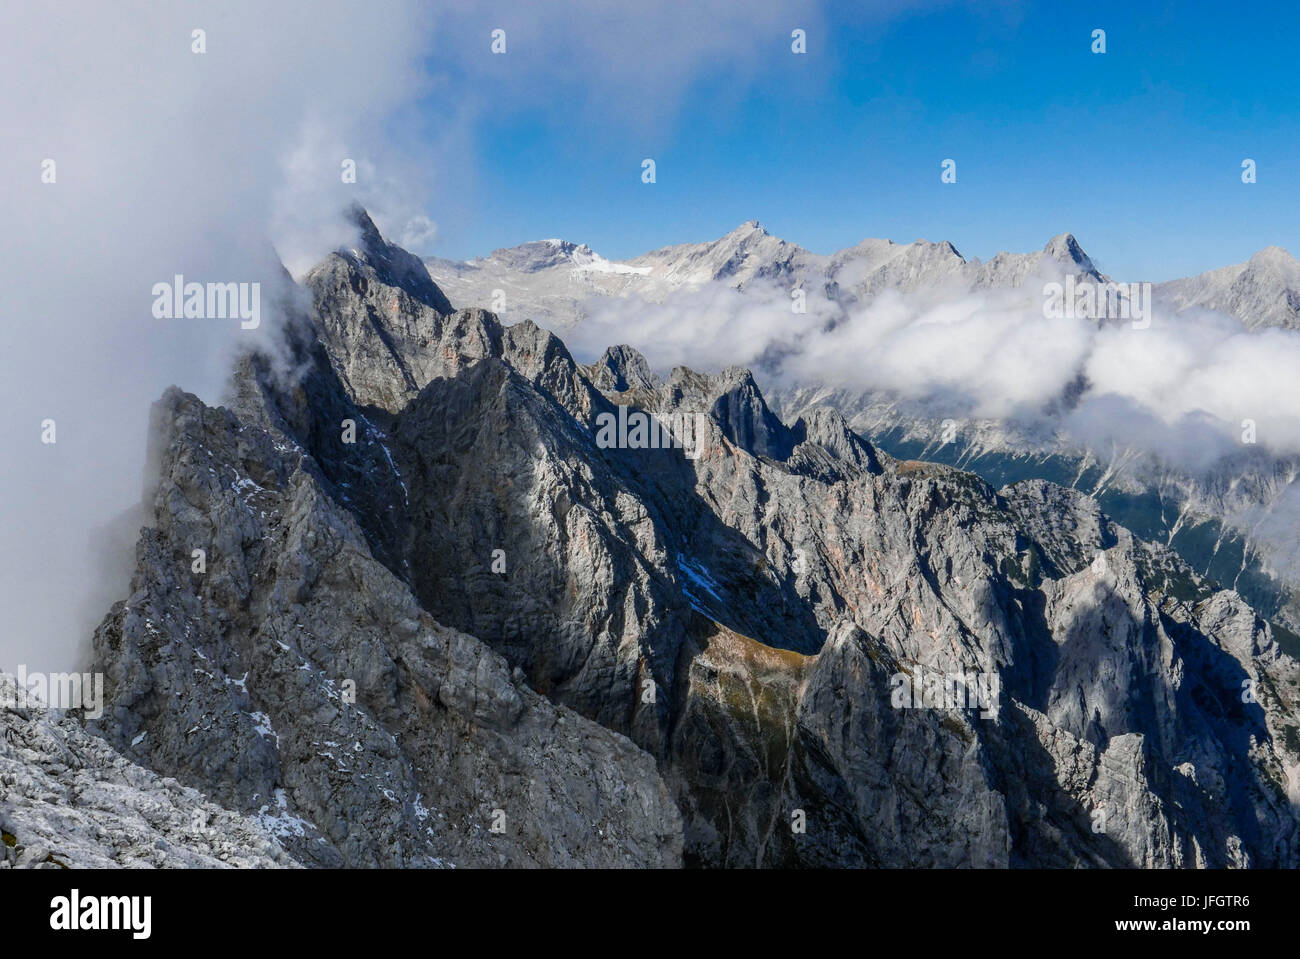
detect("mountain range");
top-left (426, 220), bottom-right (1300, 332)
top-left (427, 225), bottom-right (1300, 642)
top-left (5, 209), bottom-right (1300, 869)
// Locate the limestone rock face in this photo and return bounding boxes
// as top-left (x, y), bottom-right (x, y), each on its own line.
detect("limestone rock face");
top-left (85, 349), bottom-right (682, 868)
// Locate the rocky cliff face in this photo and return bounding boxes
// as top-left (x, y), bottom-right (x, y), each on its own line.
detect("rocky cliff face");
top-left (769, 386), bottom-right (1300, 637)
top-left (80, 297), bottom-right (682, 869)
top-left (30, 212), bottom-right (1300, 869)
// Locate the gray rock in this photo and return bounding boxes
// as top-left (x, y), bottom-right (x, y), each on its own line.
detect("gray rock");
top-left (0, 671), bottom-right (296, 869)
top-left (86, 377), bottom-right (682, 868)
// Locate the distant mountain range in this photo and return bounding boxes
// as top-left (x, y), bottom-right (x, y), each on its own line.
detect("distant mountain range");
top-left (426, 222), bottom-right (1299, 331)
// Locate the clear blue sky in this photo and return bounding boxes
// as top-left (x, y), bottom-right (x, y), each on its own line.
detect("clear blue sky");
top-left (419, 0), bottom-right (1300, 281)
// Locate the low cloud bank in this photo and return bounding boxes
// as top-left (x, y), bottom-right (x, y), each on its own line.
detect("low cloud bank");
top-left (564, 270), bottom-right (1300, 475)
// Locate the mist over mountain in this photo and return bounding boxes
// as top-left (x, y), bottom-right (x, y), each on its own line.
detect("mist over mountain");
top-left (0, 1), bottom-right (442, 677)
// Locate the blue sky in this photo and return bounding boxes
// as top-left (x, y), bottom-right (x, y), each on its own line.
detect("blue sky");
top-left (414, 0), bottom-right (1300, 281)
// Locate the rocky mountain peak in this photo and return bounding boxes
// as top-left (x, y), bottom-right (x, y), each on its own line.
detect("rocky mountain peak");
top-left (660, 364), bottom-right (797, 460)
top-left (484, 238), bottom-right (596, 273)
top-left (1155, 244), bottom-right (1300, 330)
top-left (791, 405), bottom-right (885, 474)
top-left (335, 203), bottom-right (454, 315)
top-left (586, 344), bottom-right (661, 395)
top-left (1249, 245), bottom-right (1300, 274)
top-left (728, 219), bottom-right (768, 238)
top-left (1044, 232), bottom-right (1096, 272)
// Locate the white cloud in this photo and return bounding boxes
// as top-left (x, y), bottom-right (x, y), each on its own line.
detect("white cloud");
top-left (0, 1), bottom-right (436, 673)
top-left (564, 268), bottom-right (1300, 476)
